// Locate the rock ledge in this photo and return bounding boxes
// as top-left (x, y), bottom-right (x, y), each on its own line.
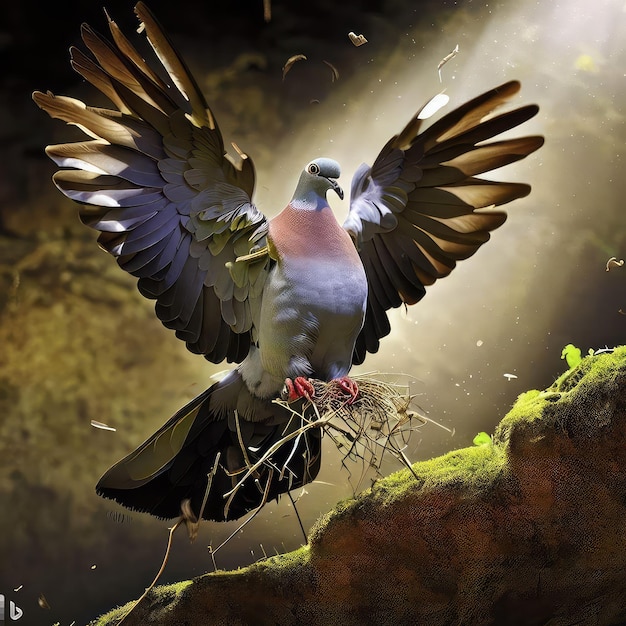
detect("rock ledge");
top-left (92, 347), bottom-right (626, 626)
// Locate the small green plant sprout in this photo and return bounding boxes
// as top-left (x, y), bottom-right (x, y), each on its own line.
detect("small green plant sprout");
top-left (561, 344), bottom-right (582, 369)
top-left (473, 432), bottom-right (492, 447)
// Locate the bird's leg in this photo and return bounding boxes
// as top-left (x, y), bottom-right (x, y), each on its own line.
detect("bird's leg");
top-left (283, 376), bottom-right (315, 402)
top-left (334, 376), bottom-right (359, 405)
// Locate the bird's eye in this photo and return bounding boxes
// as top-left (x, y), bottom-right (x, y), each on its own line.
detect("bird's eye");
top-left (307, 162), bottom-right (320, 175)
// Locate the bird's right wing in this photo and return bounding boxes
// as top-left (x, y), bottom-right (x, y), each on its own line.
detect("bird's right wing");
top-left (344, 81), bottom-right (544, 364)
top-left (33, 2), bottom-right (270, 364)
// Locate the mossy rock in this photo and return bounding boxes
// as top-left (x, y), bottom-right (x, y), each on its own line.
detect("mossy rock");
top-left (92, 347), bottom-right (626, 626)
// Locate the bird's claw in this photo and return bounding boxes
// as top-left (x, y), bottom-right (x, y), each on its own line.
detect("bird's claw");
top-left (283, 376), bottom-right (315, 402)
top-left (334, 376), bottom-right (359, 405)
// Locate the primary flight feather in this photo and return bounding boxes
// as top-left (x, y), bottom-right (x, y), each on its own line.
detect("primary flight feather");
top-left (33, 2), bottom-right (543, 521)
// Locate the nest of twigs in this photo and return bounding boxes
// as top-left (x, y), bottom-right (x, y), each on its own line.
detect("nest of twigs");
top-left (206, 374), bottom-right (428, 527)
top-left (273, 373), bottom-right (429, 487)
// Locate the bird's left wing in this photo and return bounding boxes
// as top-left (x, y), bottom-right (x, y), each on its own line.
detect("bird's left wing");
top-left (33, 2), bottom-right (270, 364)
top-left (343, 81), bottom-right (543, 364)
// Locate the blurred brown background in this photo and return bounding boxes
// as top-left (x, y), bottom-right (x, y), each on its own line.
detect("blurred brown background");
top-left (0, 0), bottom-right (624, 623)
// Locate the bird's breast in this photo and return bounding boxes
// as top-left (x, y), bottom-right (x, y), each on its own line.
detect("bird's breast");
top-left (257, 203), bottom-right (368, 383)
top-left (268, 203), bottom-right (362, 266)
top-left (266, 202), bottom-right (367, 327)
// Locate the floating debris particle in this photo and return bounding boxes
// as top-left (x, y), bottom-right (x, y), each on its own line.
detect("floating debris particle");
top-left (476, 339), bottom-right (484, 347)
top-left (348, 31), bottom-right (368, 46)
top-left (13, 585), bottom-right (22, 592)
top-left (38, 594), bottom-right (51, 610)
top-left (323, 60), bottom-right (339, 82)
top-left (503, 373), bottom-right (518, 381)
top-left (310, 99), bottom-right (320, 105)
top-left (90, 564), bottom-right (97, 570)
top-left (263, 0), bottom-right (271, 22)
top-left (90, 420), bottom-right (116, 432)
top-left (282, 54), bottom-right (307, 80)
top-left (437, 44), bottom-right (459, 82)
top-left (606, 257), bottom-right (624, 271)
top-left (619, 309), bottom-right (626, 316)
top-left (574, 53), bottom-right (596, 72)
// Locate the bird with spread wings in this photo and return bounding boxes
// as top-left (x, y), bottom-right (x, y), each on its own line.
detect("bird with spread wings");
top-left (33, 3), bottom-right (543, 522)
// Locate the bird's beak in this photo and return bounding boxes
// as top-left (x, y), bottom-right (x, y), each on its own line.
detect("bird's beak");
top-left (328, 178), bottom-right (344, 200)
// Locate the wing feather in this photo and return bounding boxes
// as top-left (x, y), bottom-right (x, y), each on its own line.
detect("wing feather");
top-left (345, 81), bottom-right (543, 363)
top-left (33, 4), bottom-right (270, 364)
top-left (122, 228), bottom-right (181, 276)
top-left (46, 141), bottom-right (163, 187)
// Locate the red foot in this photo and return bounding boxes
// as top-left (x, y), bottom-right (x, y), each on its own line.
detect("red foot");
top-left (334, 376), bottom-right (359, 405)
top-left (284, 376), bottom-right (315, 402)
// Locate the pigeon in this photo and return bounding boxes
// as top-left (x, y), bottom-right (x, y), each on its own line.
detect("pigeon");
top-left (32, 2), bottom-right (543, 522)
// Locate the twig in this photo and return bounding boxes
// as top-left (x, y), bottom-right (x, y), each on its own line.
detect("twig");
top-left (222, 413), bottom-right (332, 501)
top-left (182, 453), bottom-right (222, 542)
top-left (233, 411), bottom-right (252, 468)
top-left (117, 519), bottom-right (183, 625)
top-left (200, 453), bottom-right (221, 521)
top-left (287, 490), bottom-right (307, 543)
top-left (116, 452), bottom-right (227, 624)
top-left (210, 471), bottom-right (273, 567)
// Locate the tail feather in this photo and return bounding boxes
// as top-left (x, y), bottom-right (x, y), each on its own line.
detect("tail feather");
top-left (96, 373), bottom-right (321, 521)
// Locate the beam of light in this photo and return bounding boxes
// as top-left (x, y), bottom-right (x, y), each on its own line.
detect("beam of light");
top-left (258, 0), bottom-right (626, 497)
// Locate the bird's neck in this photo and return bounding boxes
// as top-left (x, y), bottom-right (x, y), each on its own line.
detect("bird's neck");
top-left (290, 179), bottom-right (327, 211)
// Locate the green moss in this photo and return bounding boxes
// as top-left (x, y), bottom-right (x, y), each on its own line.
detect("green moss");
top-left (209, 543), bottom-right (310, 581)
top-left (158, 579), bottom-right (193, 595)
top-left (553, 346), bottom-right (626, 393)
top-left (89, 601), bottom-right (134, 626)
top-left (495, 346), bottom-right (626, 441)
top-left (379, 444), bottom-right (505, 499)
top-left (309, 442), bottom-right (507, 543)
top-left (256, 543), bottom-right (310, 574)
top-left (494, 388), bottom-right (546, 442)
top-left (90, 548), bottom-right (311, 624)
top-left (89, 580), bottom-right (193, 625)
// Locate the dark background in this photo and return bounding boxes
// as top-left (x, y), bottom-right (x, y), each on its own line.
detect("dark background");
top-left (0, 0), bottom-right (624, 624)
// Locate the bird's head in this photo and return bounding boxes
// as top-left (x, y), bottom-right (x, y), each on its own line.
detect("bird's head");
top-left (291, 157), bottom-right (344, 208)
